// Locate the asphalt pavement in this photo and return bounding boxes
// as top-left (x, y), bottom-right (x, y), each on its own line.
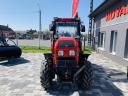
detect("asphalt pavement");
top-left (7, 39), bottom-right (88, 47)
top-left (8, 39), bottom-right (51, 47)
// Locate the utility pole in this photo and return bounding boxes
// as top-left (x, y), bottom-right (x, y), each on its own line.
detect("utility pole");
top-left (92, 18), bottom-right (95, 50)
top-left (88, 0), bottom-right (93, 46)
top-left (38, 5), bottom-right (42, 49)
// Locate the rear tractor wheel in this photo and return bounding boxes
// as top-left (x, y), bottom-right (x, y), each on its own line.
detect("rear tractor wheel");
top-left (40, 59), bottom-right (53, 90)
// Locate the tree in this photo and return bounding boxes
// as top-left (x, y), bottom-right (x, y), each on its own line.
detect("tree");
top-left (43, 29), bottom-right (51, 35)
top-left (26, 29), bottom-right (37, 35)
top-left (43, 29), bottom-right (52, 40)
top-left (26, 29), bottom-right (37, 39)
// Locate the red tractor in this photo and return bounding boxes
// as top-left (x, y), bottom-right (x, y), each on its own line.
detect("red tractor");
top-left (40, 17), bottom-right (93, 90)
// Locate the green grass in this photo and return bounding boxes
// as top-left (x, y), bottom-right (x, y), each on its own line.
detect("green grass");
top-left (19, 46), bottom-right (51, 53)
top-left (19, 45), bottom-right (92, 54)
top-left (84, 46), bottom-right (93, 54)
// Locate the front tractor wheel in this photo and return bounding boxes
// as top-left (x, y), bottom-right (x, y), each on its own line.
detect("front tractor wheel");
top-left (79, 61), bottom-right (93, 90)
top-left (40, 60), bottom-right (52, 90)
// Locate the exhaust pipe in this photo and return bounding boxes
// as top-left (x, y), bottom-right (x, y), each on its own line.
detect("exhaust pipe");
top-left (73, 64), bottom-right (86, 83)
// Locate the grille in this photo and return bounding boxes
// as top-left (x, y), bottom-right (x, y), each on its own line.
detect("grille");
top-left (58, 40), bottom-right (74, 48)
top-left (57, 60), bottom-right (76, 68)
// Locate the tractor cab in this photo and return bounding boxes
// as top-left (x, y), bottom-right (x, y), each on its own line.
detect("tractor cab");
top-left (49, 17), bottom-right (85, 54)
top-left (50, 17), bottom-right (85, 39)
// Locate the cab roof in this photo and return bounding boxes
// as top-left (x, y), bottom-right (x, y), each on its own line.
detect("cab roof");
top-left (89, 0), bottom-right (118, 18)
top-left (53, 17), bottom-right (80, 22)
top-left (58, 37), bottom-right (76, 41)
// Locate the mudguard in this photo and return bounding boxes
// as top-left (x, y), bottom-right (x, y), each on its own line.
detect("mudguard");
top-left (44, 53), bottom-right (52, 60)
top-left (81, 53), bottom-right (91, 60)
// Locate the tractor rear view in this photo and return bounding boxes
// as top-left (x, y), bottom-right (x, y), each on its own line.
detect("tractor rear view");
top-left (40, 17), bottom-right (93, 90)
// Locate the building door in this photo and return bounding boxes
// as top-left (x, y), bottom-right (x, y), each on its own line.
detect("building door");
top-left (101, 32), bottom-right (105, 48)
top-left (124, 30), bottom-right (128, 58)
top-left (98, 32), bottom-right (105, 48)
top-left (110, 31), bottom-right (117, 53)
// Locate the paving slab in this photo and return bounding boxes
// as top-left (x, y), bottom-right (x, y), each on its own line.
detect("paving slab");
top-left (0, 53), bottom-right (127, 96)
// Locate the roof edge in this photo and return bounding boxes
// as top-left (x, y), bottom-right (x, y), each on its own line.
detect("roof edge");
top-left (89, 0), bottom-right (118, 18)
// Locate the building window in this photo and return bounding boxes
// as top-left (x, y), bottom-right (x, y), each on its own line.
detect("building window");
top-left (98, 32), bottom-right (105, 48)
top-left (124, 29), bottom-right (128, 58)
top-left (110, 31), bottom-right (117, 54)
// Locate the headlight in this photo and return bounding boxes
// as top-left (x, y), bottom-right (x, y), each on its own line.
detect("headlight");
top-left (69, 50), bottom-right (75, 56)
top-left (58, 50), bottom-right (64, 56)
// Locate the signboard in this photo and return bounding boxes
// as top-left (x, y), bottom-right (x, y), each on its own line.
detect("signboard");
top-left (105, 4), bottom-right (128, 21)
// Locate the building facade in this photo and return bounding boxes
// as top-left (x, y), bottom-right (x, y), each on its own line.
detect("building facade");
top-left (0, 25), bottom-right (15, 38)
top-left (90, 0), bottom-right (128, 65)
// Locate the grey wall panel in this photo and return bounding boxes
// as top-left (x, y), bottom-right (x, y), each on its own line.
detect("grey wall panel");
top-left (94, 0), bottom-right (128, 59)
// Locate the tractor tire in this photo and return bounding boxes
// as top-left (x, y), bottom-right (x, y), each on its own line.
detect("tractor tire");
top-left (79, 61), bottom-right (93, 90)
top-left (40, 60), bottom-right (52, 90)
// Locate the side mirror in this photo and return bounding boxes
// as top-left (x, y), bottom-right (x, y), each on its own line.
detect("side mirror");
top-left (81, 25), bottom-right (85, 32)
top-left (49, 24), bottom-right (55, 31)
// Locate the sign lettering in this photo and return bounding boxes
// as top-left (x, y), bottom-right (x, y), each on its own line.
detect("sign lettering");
top-left (105, 4), bottom-right (128, 21)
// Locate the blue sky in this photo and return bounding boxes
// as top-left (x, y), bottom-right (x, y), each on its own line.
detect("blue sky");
top-left (0, 0), bottom-right (104, 31)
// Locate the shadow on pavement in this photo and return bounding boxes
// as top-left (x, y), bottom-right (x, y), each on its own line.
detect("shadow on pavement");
top-left (46, 64), bottom-right (124, 96)
top-left (48, 81), bottom-right (78, 96)
top-left (0, 57), bottom-right (30, 66)
top-left (107, 68), bottom-right (128, 83)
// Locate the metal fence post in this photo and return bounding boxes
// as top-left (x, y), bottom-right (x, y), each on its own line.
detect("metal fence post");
top-left (127, 66), bottom-right (128, 79)
top-left (84, 37), bottom-right (85, 51)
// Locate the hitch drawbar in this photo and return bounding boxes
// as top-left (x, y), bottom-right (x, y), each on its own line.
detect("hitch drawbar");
top-left (73, 64), bottom-right (86, 82)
